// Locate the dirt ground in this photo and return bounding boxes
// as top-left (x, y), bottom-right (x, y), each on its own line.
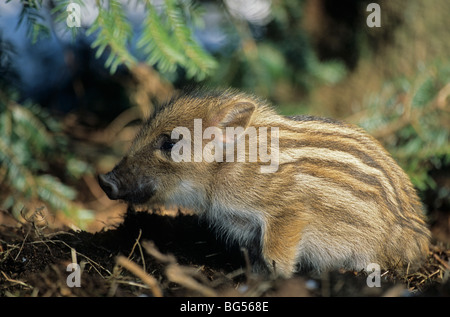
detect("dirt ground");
top-left (0, 203), bottom-right (449, 297)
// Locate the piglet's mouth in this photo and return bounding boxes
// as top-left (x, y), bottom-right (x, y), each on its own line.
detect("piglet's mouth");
top-left (98, 173), bottom-right (155, 204)
top-left (119, 189), bottom-right (155, 204)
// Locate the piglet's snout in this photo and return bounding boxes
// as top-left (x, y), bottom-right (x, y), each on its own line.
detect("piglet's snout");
top-left (98, 173), bottom-right (120, 200)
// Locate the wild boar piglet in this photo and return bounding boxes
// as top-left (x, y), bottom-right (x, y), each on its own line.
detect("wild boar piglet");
top-left (98, 88), bottom-right (430, 277)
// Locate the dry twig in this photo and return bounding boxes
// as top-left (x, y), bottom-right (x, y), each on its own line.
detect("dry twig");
top-left (143, 241), bottom-right (218, 297)
top-left (116, 255), bottom-right (163, 297)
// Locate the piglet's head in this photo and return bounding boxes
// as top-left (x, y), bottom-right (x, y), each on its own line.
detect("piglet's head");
top-left (98, 89), bottom-right (258, 208)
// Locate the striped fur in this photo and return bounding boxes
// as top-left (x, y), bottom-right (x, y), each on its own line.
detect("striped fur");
top-left (100, 88), bottom-right (430, 277)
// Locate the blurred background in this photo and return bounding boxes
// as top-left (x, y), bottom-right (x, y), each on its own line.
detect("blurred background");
top-left (0, 0), bottom-right (449, 243)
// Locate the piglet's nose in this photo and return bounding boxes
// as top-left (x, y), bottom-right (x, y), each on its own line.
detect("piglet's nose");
top-left (98, 173), bottom-right (119, 200)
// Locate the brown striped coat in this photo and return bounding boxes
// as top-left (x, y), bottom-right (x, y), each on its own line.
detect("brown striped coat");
top-left (98, 88), bottom-right (430, 277)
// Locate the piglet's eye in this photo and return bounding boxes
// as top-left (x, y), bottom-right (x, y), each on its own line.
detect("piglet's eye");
top-left (161, 140), bottom-right (175, 151)
top-left (157, 134), bottom-right (176, 151)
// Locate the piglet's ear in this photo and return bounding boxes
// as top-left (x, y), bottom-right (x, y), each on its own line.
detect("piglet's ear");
top-left (214, 102), bottom-right (256, 129)
top-left (208, 101), bottom-right (256, 145)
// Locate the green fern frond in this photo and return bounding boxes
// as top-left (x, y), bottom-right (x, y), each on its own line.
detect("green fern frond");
top-left (137, 0), bottom-right (217, 80)
top-left (165, 0), bottom-right (217, 80)
top-left (16, 0), bottom-right (50, 44)
top-left (0, 137), bottom-right (36, 194)
top-left (178, 0), bottom-right (206, 29)
top-left (10, 103), bottom-right (54, 155)
top-left (36, 174), bottom-right (77, 212)
top-left (137, 0), bottom-right (186, 73)
top-left (87, 0), bottom-right (137, 73)
top-left (0, 91), bottom-right (93, 225)
top-left (12, 0), bottom-right (217, 80)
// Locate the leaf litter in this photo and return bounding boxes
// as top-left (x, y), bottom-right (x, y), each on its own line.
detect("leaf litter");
top-left (0, 207), bottom-right (449, 297)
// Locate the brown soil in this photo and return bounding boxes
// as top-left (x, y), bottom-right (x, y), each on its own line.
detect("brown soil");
top-left (1, 206), bottom-right (449, 297)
